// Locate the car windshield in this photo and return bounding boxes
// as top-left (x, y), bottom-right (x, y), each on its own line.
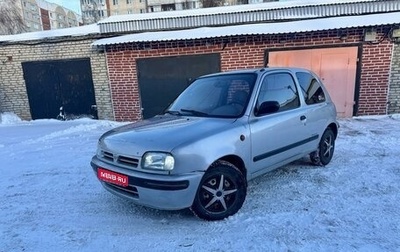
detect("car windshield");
top-left (166, 73), bottom-right (257, 118)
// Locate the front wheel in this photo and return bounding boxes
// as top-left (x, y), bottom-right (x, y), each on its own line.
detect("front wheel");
top-left (310, 128), bottom-right (335, 166)
top-left (191, 161), bottom-right (246, 221)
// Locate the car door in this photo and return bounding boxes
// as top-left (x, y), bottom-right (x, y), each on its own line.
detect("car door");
top-left (248, 71), bottom-right (317, 177)
top-left (295, 70), bottom-right (333, 137)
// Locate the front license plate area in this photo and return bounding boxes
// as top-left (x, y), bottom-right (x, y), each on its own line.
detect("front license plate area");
top-left (98, 168), bottom-right (129, 187)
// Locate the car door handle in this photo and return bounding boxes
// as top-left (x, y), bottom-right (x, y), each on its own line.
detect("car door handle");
top-left (300, 115), bottom-right (306, 121)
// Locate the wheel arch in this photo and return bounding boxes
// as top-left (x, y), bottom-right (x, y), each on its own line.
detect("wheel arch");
top-left (328, 122), bottom-right (339, 139)
top-left (212, 155), bottom-right (247, 182)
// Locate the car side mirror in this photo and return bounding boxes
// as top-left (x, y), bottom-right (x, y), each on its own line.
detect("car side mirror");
top-left (255, 101), bottom-right (280, 116)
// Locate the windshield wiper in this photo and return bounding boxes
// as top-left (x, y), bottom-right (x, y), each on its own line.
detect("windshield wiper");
top-left (180, 109), bottom-right (209, 117)
top-left (164, 110), bottom-right (183, 116)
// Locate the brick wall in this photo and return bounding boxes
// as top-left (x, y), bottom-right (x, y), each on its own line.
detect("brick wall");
top-left (0, 38), bottom-right (114, 120)
top-left (358, 35), bottom-right (393, 115)
top-left (388, 43), bottom-right (400, 114)
top-left (106, 27), bottom-right (394, 121)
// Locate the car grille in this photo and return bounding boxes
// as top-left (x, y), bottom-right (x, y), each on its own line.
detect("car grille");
top-left (100, 150), bottom-right (139, 168)
top-left (118, 156), bottom-right (139, 167)
top-left (105, 182), bottom-right (139, 198)
top-left (102, 151), bottom-right (114, 162)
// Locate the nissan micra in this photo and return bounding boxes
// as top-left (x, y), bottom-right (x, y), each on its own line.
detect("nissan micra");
top-left (91, 68), bottom-right (338, 220)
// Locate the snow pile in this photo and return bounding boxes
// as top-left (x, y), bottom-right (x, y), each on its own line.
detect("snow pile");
top-left (0, 115), bottom-right (399, 251)
top-left (0, 112), bottom-right (22, 125)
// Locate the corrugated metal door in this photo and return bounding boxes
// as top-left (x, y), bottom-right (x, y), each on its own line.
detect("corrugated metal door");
top-left (22, 58), bottom-right (97, 120)
top-left (137, 53), bottom-right (220, 119)
top-left (268, 47), bottom-right (358, 117)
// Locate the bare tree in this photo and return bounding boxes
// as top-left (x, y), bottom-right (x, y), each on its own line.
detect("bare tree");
top-left (201, 0), bottom-right (224, 8)
top-left (0, 0), bottom-right (27, 35)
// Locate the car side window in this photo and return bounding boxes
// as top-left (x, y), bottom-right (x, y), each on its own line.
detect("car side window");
top-left (295, 72), bottom-right (326, 105)
top-left (256, 73), bottom-right (300, 115)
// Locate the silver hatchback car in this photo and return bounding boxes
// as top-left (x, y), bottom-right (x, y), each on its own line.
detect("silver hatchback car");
top-left (91, 68), bottom-right (338, 220)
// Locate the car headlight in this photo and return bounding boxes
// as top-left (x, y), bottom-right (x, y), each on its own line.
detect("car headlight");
top-left (142, 152), bottom-right (175, 171)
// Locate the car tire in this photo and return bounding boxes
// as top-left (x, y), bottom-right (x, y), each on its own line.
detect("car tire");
top-left (310, 128), bottom-right (335, 166)
top-left (191, 161), bottom-right (246, 221)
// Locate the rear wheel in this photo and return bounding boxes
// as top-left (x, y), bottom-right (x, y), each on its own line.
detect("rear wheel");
top-left (191, 161), bottom-right (246, 221)
top-left (310, 128), bottom-right (335, 166)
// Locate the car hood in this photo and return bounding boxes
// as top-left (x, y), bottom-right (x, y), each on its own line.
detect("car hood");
top-left (100, 115), bottom-right (237, 156)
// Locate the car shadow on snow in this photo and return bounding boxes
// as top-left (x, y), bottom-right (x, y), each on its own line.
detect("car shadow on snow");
top-left (247, 156), bottom-right (325, 193)
top-left (100, 194), bottom-right (198, 221)
top-left (271, 156), bottom-right (322, 174)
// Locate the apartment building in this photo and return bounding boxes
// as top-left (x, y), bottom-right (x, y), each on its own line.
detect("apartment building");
top-left (109, 0), bottom-right (278, 14)
top-left (81, 0), bottom-right (278, 24)
top-left (36, 0), bottom-right (81, 30)
top-left (145, 0), bottom-right (199, 13)
top-left (107, 0), bottom-right (146, 15)
top-left (17, 0), bottom-right (41, 32)
top-left (81, 0), bottom-right (108, 24)
top-left (8, 0), bottom-right (82, 33)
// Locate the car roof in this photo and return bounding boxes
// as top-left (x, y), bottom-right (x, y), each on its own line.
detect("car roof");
top-left (199, 67), bottom-right (312, 78)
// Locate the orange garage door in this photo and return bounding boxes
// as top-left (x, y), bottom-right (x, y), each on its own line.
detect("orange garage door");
top-left (268, 47), bottom-right (358, 117)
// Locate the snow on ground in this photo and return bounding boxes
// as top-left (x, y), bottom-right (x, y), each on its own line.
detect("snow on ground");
top-left (1, 113), bottom-right (399, 252)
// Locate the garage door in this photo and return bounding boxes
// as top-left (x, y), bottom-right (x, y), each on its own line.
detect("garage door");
top-left (268, 47), bottom-right (358, 117)
top-left (137, 53), bottom-right (220, 119)
top-left (22, 58), bottom-right (97, 120)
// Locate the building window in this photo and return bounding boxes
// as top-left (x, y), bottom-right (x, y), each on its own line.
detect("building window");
top-left (113, 0), bottom-right (119, 5)
top-left (161, 3), bottom-right (175, 11)
top-left (127, 9), bottom-right (133, 14)
top-left (127, 0), bottom-right (133, 3)
top-left (140, 9), bottom-right (145, 13)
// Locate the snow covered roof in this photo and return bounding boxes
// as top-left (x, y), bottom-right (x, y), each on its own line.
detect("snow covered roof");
top-left (0, 24), bottom-right (99, 43)
top-left (97, 0), bottom-right (400, 33)
top-left (2, 0), bottom-right (399, 45)
top-left (92, 12), bottom-right (400, 46)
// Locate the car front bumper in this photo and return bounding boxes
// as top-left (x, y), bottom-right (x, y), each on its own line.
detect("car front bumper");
top-left (91, 156), bottom-right (204, 210)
